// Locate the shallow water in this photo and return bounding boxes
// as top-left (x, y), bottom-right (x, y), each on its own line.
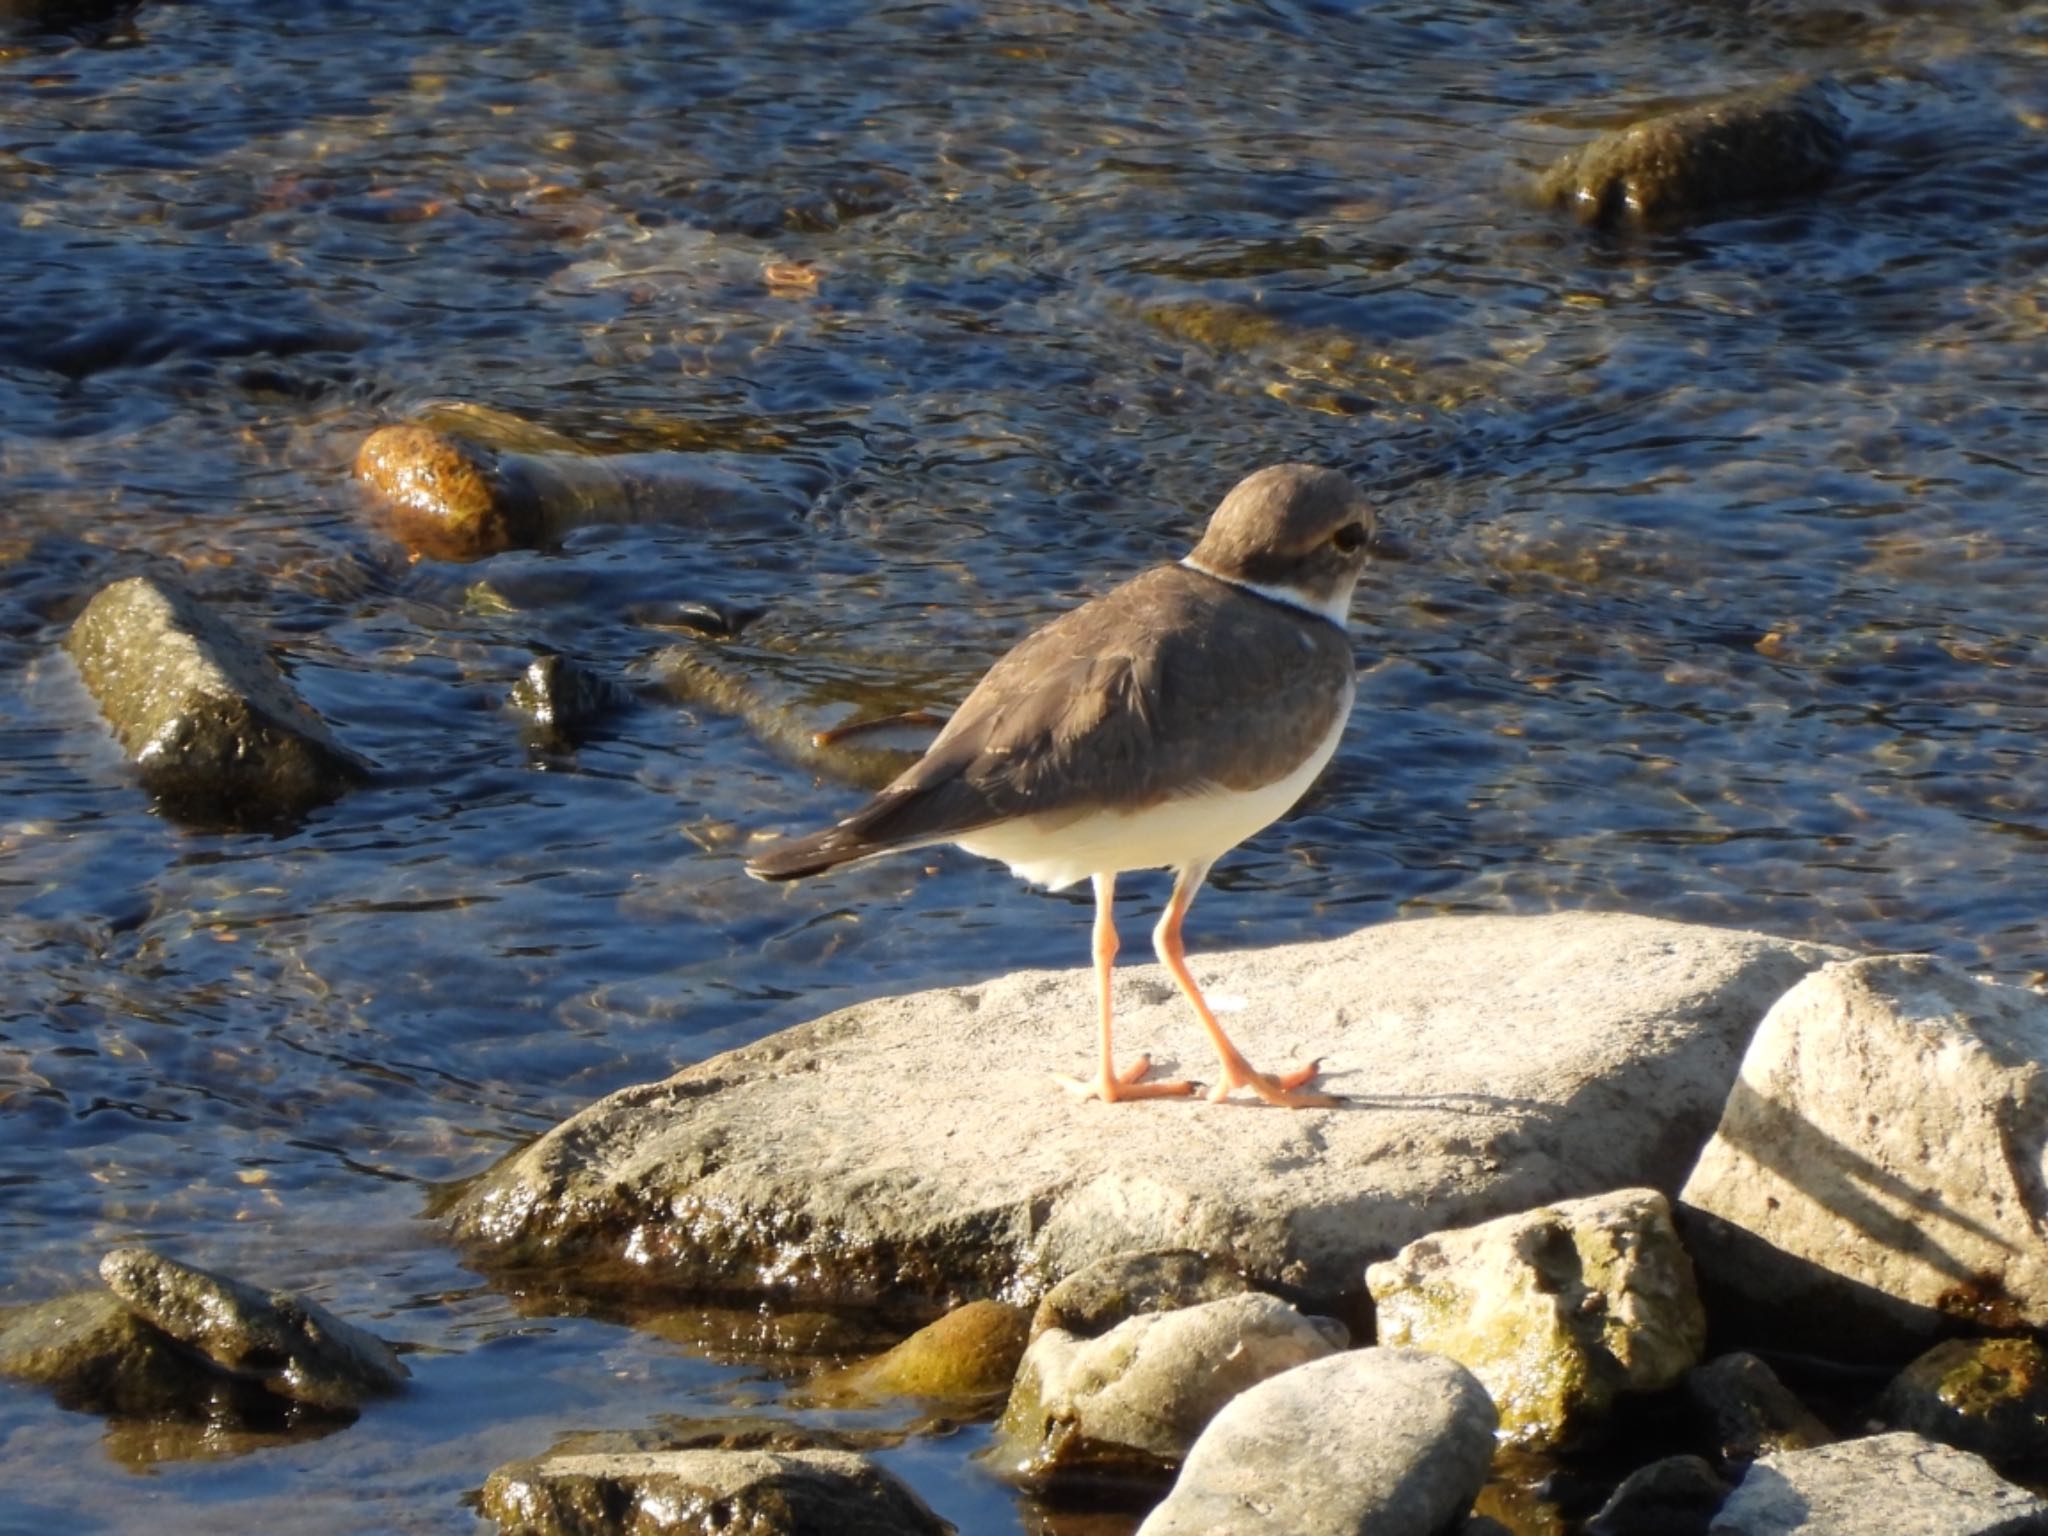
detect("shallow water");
top-left (3, 0), bottom-right (2047, 1530)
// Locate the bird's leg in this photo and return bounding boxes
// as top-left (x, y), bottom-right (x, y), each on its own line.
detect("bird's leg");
top-left (1057, 872), bottom-right (1194, 1103)
top-left (1155, 863), bottom-right (1338, 1108)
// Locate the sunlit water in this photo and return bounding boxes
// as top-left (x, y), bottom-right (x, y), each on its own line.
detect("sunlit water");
top-left (3, 1), bottom-right (2047, 1530)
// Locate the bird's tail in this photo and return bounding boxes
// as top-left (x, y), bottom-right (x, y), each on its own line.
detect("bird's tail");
top-left (745, 821), bottom-right (931, 882)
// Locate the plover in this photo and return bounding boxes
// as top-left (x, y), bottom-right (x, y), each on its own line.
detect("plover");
top-left (747, 463), bottom-right (1371, 1108)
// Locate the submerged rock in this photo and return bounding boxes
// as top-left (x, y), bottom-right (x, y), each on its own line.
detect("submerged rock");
top-left (1537, 77), bottom-right (1849, 229)
top-left (989, 1292), bottom-right (1345, 1481)
top-left (446, 914), bottom-right (1834, 1314)
top-left (65, 574), bottom-right (369, 823)
top-left (1366, 1188), bottom-right (1707, 1449)
top-left (1680, 955), bottom-right (2048, 1346)
top-left (479, 1447), bottom-right (953, 1536)
top-left (354, 418), bottom-right (794, 562)
top-left (99, 1247), bottom-right (408, 1414)
top-left (1029, 1249), bottom-right (1251, 1341)
top-left (1708, 1432), bottom-right (2048, 1535)
top-left (1136, 1347), bottom-right (1497, 1536)
top-left (1880, 1337), bottom-right (2048, 1469)
top-left (1684, 1352), bottom-right (1834, 1467)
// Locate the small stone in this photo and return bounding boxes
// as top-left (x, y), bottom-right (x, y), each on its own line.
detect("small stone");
top-left (100, 1247), bottom-right (407, 1414)
top-left (1880, 1337), bottom-right (2048, 1468)
top-left (65, 575), bottom-right (369, 823)
top-left (1537, 77), bottom-right (1849, 229)
top-left (817, 1299), bottom-right (1031, 1404)
top-left (1029, 1249), bottom-right (1251, 1341)
top-left (1685, 1353), bottom-right (1834, 1465)
top-left (1367, 1188), bottom-right (1706, 1450)
top-left (1136, 1347), bottom-right (1498, 1536)
top-left (1708, 1431), bottom-right (2048, 1535)
top-left (1586, 1455), bottom-right (1731, 1536)
top-left (990, 1292), bottom-right (1345, 1481)
top-left (1680, 956), bottom-right (2048, 1345)
top-left (509, 654), bottom-right (631, 749)
top-left (479, 1448), bottom-right (952, 1536)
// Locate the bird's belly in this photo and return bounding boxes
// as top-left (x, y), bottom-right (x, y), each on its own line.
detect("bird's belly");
top-left (954, 690), bottom-right (1352, 891)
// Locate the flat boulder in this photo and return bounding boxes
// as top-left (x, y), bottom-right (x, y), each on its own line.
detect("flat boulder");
top-left (1680, 955), bottom-right (2048, 1345)
top-left (1136, 1347), bottom-right (1497, 1536)
top-left (1709, 1432), bottom-right (2048, 1535)
top-left (447, 913), bottom-right (1835, 1313)
top-left (479, 1447), bottom-right (952, 1536)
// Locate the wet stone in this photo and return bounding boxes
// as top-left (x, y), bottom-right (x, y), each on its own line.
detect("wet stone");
top-left (479, 1447), bottom-right (954, 1536)
top-left (64, 574), bottom-right (369, 824)
top-left (1685, 1352), bottom-right (1835, 1467)
top-left (1029, 1249), bottom-right (1252, 1342)
top-left (1537, 77), bottom-right (1849, 229)
top-left (99, 1247), bottom-right (408, 1415)
top-left (812, 1299), bottom-right (1032, 1406)
top-left (0, 1290), bottom-right (216, 1418)
top-left (1586, 1455), bottom-right (1731, 1536)
top-left (1880, 1337), bottom-right (2048, 1469)
top-left (509, 653), bottom-right (633, 750)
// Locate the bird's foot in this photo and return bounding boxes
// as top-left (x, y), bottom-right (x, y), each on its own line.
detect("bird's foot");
top-left (1055, 1055), bottom-right (1196, 1104)
top-left (1207, 1058), bottom-right (1339, 1109)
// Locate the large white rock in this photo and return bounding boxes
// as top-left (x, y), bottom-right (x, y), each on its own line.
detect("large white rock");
top-left (1709, 1432), bottom-right (2048, 1535)
top-left (1681, 955), bottom-right (2048, 1342)
top-left (989, 1291), bottom-right (1346, 1479)
top-left (1136, 1347), bottom-right (1497, 1536)
top-left (450, 913), bottom-right (1834, 1311)
top-left (1367, 1187), bottom-right (1705, 1449)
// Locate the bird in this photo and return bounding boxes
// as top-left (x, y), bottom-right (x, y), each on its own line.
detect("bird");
top-left (746, 463), bottom-right (1372, 1108)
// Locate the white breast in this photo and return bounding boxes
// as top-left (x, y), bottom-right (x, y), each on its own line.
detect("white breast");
top-left (953, 681), bottom-right (1355, 890)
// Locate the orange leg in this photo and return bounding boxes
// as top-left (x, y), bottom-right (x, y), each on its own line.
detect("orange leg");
top-left (1057, 872), bottom-right (1194, 1104)
top-left (1154, 863), bottom-right (1337, 1108)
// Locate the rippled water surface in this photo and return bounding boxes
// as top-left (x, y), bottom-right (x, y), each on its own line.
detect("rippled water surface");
top-left (4, 0), bottom-right (2048, 1530)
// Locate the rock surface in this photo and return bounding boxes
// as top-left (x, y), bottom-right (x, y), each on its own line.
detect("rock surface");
top-left (989, 1291), bottom-right (1345, 1480)
top-left (1366, 1187), bottom-right (1706, 1449)
top-left (1537, 77), bottom-right (1849, 228)
top-left (1029, 1248), bottom-right (1251, 1341)
top-left (1680, 955), bottom-right (2048, 1344)
top-left (479, 1447), bottom-right (952, 1536)
top-left (509, 654), bottom-right (632, 750)
top-left (1135, 1347), bottom-right (1497, 1536)
top-left (65, 574), bottom-right (369, 822)
top-left (1685, 1352), bottom-right (1834, 1466)
top-left (100, 1247), bottom-right (408, 1413)
top-left (447, 913), bottom-right (1835, 1312)
top-left (1880, 1337), bottom-right (2048, 1468)
top-left (1708, 1432), bottom-right (2048, 1535)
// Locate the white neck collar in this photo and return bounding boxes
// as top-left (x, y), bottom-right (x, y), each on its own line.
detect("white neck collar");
top-left (1182, 555), bottom-right (1352, 628)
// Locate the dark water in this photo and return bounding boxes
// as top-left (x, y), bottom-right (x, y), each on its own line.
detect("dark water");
top-left (3, 0), bottom-right (2046, 1530)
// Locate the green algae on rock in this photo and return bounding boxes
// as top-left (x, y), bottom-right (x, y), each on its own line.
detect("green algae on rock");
top-left (1880, 1337), bottom-right (2048, 1469)
top-left (807, 1299), bottom-right (1031, 1407)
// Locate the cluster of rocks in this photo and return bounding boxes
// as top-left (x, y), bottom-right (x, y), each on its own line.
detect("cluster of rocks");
top-left (439, 912), bottom-right (2048, 1534)
top-left (0, 1247), bottom-right (407, 1424)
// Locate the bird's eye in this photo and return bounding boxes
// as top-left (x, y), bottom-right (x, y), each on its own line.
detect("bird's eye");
top-left (1331, 522), bottom-right (1369, 554)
